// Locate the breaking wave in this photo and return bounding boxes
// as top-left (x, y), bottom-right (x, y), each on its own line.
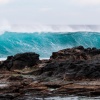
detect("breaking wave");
top-left (0, 31), bottom-right (100, 58)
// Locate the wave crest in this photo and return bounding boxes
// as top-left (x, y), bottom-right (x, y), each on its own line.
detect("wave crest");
top-left (0, 31), bottom-right (100, 58)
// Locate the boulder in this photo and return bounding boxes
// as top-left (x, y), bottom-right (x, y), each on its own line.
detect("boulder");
top-left (35, 46), bottom-right (100, 80)
top-left (50, 46), bottom-right (100, 61)
top-left (36, 59), bottom-right (100, 80)
top-left (0, 52), bottom-right (39, 70)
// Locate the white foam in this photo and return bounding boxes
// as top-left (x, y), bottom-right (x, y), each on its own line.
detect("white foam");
top-left (40, 58), bottom-right (49, 60)
top-left (0, 58), bottom-right (6, 61)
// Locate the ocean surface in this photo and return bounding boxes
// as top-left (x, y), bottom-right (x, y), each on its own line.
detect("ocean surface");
top-left (1, 25), bottom-right (100, 59)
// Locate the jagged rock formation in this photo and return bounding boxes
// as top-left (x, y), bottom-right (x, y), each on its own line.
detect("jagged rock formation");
top-left (35, 46), bottom-right (100, 80)
top-left (50, 46), bottom-right (100, 61)
top-left (0, 46), bottom-right (100, 98)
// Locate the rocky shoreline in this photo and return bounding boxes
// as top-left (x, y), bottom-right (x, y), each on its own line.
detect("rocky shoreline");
top-left (0, 46), bottom-right (100, 99)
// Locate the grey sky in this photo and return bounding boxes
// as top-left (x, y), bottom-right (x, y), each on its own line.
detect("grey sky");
top-left (0, 0), bottom-right (100, 25)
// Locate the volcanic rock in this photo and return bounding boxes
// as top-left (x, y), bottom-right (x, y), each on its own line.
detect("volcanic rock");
top-left (35, 46), bottom-right (100, 80)
top-left (0, 52), bottom-right (39, 70)
top-left (0, 46), bottom-right (100, 98)
top-left (50, 46), bottom-right (100, 61)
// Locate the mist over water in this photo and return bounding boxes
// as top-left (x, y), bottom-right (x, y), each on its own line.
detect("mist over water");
top-left (1, 25), bottom-right (100, 34)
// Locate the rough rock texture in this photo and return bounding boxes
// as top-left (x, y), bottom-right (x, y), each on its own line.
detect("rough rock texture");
top-left (0, 52), bottom-right (39, 70)
top-left (50, 46), bottom-right (100, 61)
top-left (37, 60), bottom-right (100, 80)
top-left (0, 46), bottom-right (100, 99)
top-left (35, 46), bottom-right (100, 80)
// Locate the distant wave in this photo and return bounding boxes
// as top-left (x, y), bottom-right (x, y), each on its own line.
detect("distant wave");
top-left (0, 31), bottom-right (100, 58)
top-left (1, 25), bottom-right (100, 34)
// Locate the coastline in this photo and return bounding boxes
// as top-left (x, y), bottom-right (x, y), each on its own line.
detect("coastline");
top-left (0, 57), bottom-right (49, 61)
top-left (0, 46), bottom-right (100, 99)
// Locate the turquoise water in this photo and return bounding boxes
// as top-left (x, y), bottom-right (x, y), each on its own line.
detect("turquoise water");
top-left (0, 31), bottom-right (100, 58)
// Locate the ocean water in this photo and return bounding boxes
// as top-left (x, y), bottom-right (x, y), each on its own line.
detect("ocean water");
top-left (1, 25), bottom-right (100, 59)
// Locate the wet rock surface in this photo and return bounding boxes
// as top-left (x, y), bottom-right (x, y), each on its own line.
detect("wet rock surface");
top-left (0, 46), bottom-right (100, 99)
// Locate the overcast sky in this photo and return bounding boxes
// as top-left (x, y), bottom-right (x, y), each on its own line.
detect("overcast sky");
top-left (0, 0), bottom-right (100, 25)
